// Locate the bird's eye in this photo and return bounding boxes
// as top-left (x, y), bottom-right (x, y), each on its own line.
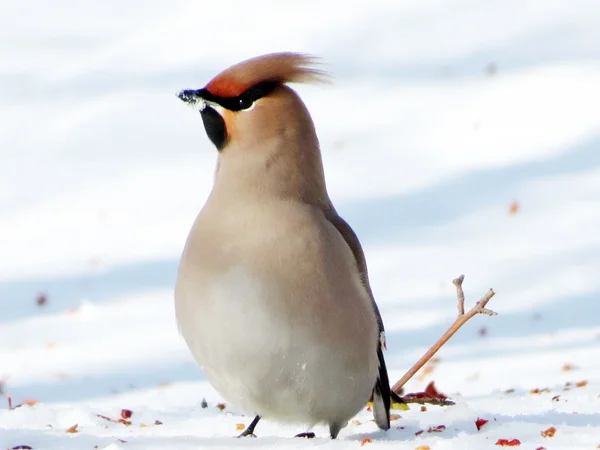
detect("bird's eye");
top-left (238, 96), bottom-right (253, 110)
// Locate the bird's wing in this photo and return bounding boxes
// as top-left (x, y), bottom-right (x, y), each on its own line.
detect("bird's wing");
top-left (322, 211), bottom-right (384, 337)
top-left (322, 210), bottom-right (391, 431)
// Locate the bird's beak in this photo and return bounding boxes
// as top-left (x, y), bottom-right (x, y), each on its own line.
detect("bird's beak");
top-left (177, 89), bottom-right (206, 110)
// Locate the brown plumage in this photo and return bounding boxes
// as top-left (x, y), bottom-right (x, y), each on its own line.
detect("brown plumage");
top-left (175, 52), bottom-right (392, 439)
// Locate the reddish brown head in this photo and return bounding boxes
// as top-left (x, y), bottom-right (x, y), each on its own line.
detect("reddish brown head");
top-left (178, 52), bottom-right (332, 206)
top-left (205, 52), bottom-right (327, 98)
top-left (178, 52), bottom-right (328, 150)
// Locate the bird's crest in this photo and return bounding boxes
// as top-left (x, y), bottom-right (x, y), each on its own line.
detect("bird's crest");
top-left (204, 52), bottom-right (329, 98)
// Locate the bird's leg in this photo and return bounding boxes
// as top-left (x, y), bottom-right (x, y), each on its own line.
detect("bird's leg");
top-left (329, 422), bottom-right (343, 439)
top-left (238, 415), bottom-right (261, 438)
top-left (294, 432), bottom-right (316, 438)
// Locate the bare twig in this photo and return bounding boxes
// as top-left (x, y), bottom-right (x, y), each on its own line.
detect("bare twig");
top-left (8, 393), bottom-right (13, 410)
top-left (391, 275), bottom-right (496, 394)
top-left (455, 274), bottom-right (466, 315)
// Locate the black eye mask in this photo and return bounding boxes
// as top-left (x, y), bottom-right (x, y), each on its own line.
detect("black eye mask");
top-left (178, 81), bottom-right (278, 112)
top-left (177, 81), bottom-right (278, 151)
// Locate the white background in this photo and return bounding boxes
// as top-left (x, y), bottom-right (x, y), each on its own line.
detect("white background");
top-left (1, 1), bottom-right (600, 448)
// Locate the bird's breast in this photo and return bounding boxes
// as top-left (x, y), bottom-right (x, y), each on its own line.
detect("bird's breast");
top-left (173, 202), bottom-right (379, 421)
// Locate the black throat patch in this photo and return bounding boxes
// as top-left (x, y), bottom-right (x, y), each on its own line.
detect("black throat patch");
top-left (200, 106), bottom-right (227, 150)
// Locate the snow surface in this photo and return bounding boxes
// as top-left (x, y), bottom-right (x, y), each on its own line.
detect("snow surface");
top-left (2, 0), bottom-right (600, 448)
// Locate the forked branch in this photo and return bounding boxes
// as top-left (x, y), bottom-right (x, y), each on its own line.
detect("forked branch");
top-left (391, 275), bottom-right (496, 394)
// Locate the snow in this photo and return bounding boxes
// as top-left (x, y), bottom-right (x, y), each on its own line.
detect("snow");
top-left (2, 0), bottom-right (600, 448)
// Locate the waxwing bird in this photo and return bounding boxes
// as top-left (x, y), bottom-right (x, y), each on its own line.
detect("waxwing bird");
top-left (175, 52), bottom-right (396, 439)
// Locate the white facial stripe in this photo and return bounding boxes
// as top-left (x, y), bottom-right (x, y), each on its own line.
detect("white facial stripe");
top-left (205, 101), bottom-right (226, 116)
top-left (186, 97), bottom-right (256, 114)
top-left (206, 100), bottom-right (256, 113)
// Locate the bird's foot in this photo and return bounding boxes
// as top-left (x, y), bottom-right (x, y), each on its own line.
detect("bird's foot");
top-left (295, 432), bottom-right (316, 438)
top-left (237, 415), bottom-right (261, 438)
top-left (237, 429), bottom-right (257, 438)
